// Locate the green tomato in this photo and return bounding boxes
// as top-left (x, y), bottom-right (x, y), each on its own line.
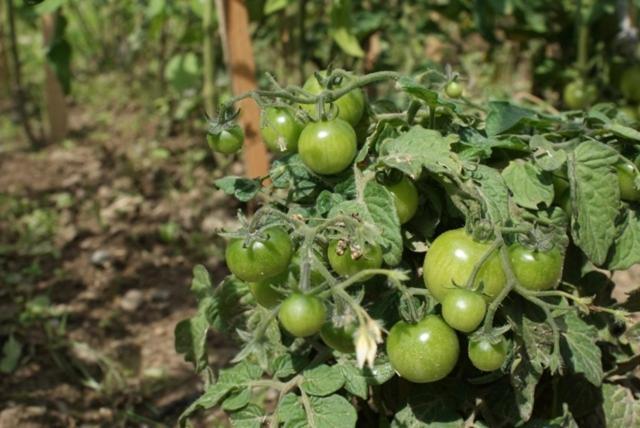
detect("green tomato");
top-left (423, 228), bottom-right (506, 302)
top-left (290, 253), bottom-right (325, 287)
top-left (207, 125), bottom-right (244, 154)
top-left (327, 240), bottom-right (383, 279)
top-left (468, 337), bottom-right (508, 372)
top-left (260, 107), bottom-right (302, 153)
top-left (386, 315), bottom-right (460, 383)
top-left (248, 272), bottom-right (286, 308)
top-left (441, 289), bottom-right (487, 333)
top-left (278, 293), bottom-right (326, 337)
top-left (509, 245), bottom-right (563, 291)
top-left (445, 81), bottom-right (463, 98)
top-left (225, 227), bottom-right (293, 283)
top-left (300, 71), bottom-right (365, 126)
top-left (320, 322), bottom-right (355, 353)
top-left (620, 66), bottom-right (640, 103)
top-left (563, 81), bottom-right (597, 110)
top-left (385, 176), bottom-right (419, 224)
top-left (298, 119), bottom-right (357, 175)
top-left (616, 161), bottom-right (640, 202)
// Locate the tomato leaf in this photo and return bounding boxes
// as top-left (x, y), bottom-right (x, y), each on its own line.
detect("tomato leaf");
top-left (379, 126), bottom-right (461, 179)
top-left (229, 403), bottom-right (265, 428)
top-left (560, 312), bottom-right (603, 386)
top-left (277, 393), bottom-right (306, 425)
top-left (601, 383), bottom-right (640, 427)
top-left (605, 123), bottom-right (640, 142)
top-left (306, 395), bottom-right (358, 428)
top-left (301, 364), bottom-right (345, 396)
top-left (222, 388), bottom-right (251, 411)
top-left (569, 141), bottom-right (620, 265)
top-left (329, 0), bottom-right (364, 58)
top-left (215, 176), bottom-right (261, 202)
top-left (271, 353), bottom-right (309, 379)
top-left (530, 135), bottom-right (567, 171)
top-left (510, 350), bottom-right (542, 421)
top-left (485, 101), bottom-right (537, 136)
top-left (363, 181), bottom-right (403, 266)
top-left (522, 405), bottom-right (579, 428)
top-left (0, 335), bottom-right (22, 374)
top-left (271, 154), bottom-right (323, 202)
top-left (502, 160), bottom-right (554, 209)
top-left (469, 164), bottom-right (511, 225)
top-left (391, 387), bottom-right (463, 428)
top-left (607, 209), bottom-right (640, 270)
top-left (336, 362), bottom-right (368, 399)
top-left (397, 76), bottom-right (456, 109)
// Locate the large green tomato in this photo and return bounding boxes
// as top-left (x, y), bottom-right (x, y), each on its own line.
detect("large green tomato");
top-left (278, 293), bottom-right (326, 337)
top-left (441, 289), bottom-right (487, 333)
top-left (300, 71), bottom-right (365, 126)
top-left (509, 245), bottom-right (563, 291)
top-left (226, 227), bottom-right (293, 282)
top-left (563, 81), bottom-right (597, 110)
top-left (207, 125), bottom-right (244, 154)
top-left (386, 315), bottom-right (460, 383)
top-left (468, 337), bottom-right (508, 372)
top-left (260, 107), bottom-right (302, 153)
top-left (298, 119), bottom-right (357, 175)
top-left (423, 228), bottom-right (506, 302)
top-left (616, 161), bottom-right (640, 202)
top-left (620, 66), bottom-right (640, 103)
top-left (248, 272), bottom-right (286, 308)
top-left (320, 322), bottom-right (355, 353)
top-left (385, 176), bottom-right (419, 224)
top-left (327, 240), bottom-right (383, 279)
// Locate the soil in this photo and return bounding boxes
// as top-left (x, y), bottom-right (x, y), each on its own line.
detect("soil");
top-left (0, 87), bottom-right (241, 427)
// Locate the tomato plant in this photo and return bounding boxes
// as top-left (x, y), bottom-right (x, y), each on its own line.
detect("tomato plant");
top-left (386, 315), bottom-right (460, 383)
top-left (206, 125), bottom-right (244, 154)
top-left (468, 337), bottom-right (509, 372)
top-left (260, 107), bottom-right (302, 153)
top-left (300, 71), bottom-right (365, 126)
top-left (423, 228), bottom-right (506, 302)
top-left (327, 239), bottom-right (383, 279)
top-left (177, 68), bottom-right (640, 428)
top-left (441, 288), bottom-right (487, 333)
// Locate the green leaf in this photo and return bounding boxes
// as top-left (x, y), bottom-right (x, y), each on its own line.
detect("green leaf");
top-left (605, 123), bottom-right (640, 142)
top-left (485, 101), bottom-right (537, 136)
top-left (277, 393), bottom-right (306, 426)
top-left (361, 356), bottom-right (395, 385)
top-left (222, 388), bottom-right (251, 411)
top-left (0, 335), bottom-right (22, 374)
top-left (230, 403), bottom-right (264, 428)
top-left (569, 141), bottom-right (620, 265)
top-left (301, 364), bottom-right (345, 396)
top-left (305, 395), bottom-right (358, 428)
top-left (602, 383), bottom-right (640, 427)
top-left (522, 405), bottom-right (579, 428)
top-left (391, 388), bottom-right (463, 428)
top-left (397, 77), bottom-right (456, 109)
top-left (264, 0), bottom-right (289, 15)
top-left (215, 176), bottom-right (261, 202)
top-left (470, 164), bottom-right (511, 225)
top-left (363, 181), bottom-right (403, 266)
top-left (510, 350), bottom-right (542, 421)
top-left (179, 381), bottom-right (233, 425)
top-left (379, 126), bottom-right (460, 179)
top-left (271, 353), bottom-right (308, 379)
top-left (502, 160), bottom-right (554, 209)
top-left (530, 135), bottom-right (567, 171)
top-left (608, 209), bottom-right (640, 270)
top-left (560, 312), bottom-right (603, 386)
top-left (270, 154), bottom-right (322, 202)
top-left (337, 362), bottom-right (368, 399)
top-left (191, 264), bottom-right (213, 300)
top-left (174, 311), bottom-right (209, 372)
top-left (329, 0), bottom-right (364, 58)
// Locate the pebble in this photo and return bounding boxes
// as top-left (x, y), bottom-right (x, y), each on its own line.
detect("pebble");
top-left (120, 289), bottom-right (144, 312)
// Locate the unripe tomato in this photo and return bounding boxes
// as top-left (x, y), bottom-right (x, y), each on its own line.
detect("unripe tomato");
top-left (248, 273), bottom-right (286, 308)
top-left (385, 176), bottom-right (419, 224)
top-left (616, 161), bottom-right (640, 202)
top-left (445, 81), bottom-right (463, 98)
top-left (563, 81), bottom-right (597, 110)
top-left (468, 337), bottom-right (508, 372)
top-left (320, 322), bottom-right (355, 353)
top-left (509, 245), bottom-right (563, 291)
top-left (225, 227), bottom-right (293, 283)
top-left (301, 71), bottom-right (365, 126)
top-left (207, 125), bottom-right (244, 154)
top-left (298, 119), bottom-right (357, 175)
top-left (278, 293), bottom-right (326, 337)
top-left (327, 240), bottom-right (383, 279)
top-left (260, 107), bottom-right (302, 153)
top-left (441, 289), bottom-right (487, 333)
top-left (620, 66), bottom-right (640, 103)
top-left (423, 228), bottom-right (506, 302)
top-left (386, 315), bottom-right (460, 383)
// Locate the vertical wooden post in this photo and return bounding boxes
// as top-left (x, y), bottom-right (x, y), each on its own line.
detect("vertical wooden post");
top-left (224, 0), bottom-right (269, 179)
top-left (42, 13), bottom-right (68, 143)
top-left (0, 4), bottom-right (11, 96)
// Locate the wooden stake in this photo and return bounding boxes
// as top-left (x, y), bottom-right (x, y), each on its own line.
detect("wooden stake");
top-left (42, 13), bottom-right (68, 143)
top-left (224, 0), bottom-right (269, 179)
